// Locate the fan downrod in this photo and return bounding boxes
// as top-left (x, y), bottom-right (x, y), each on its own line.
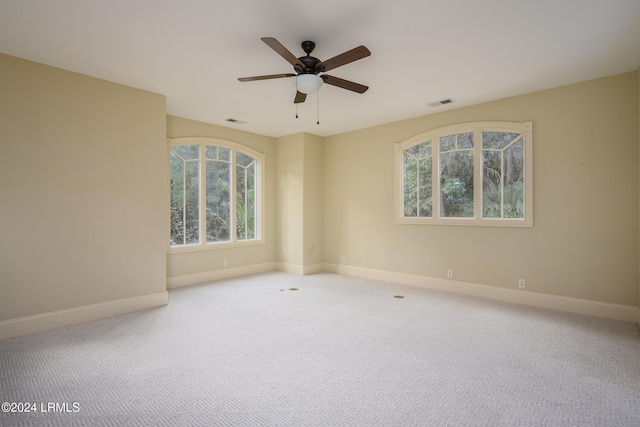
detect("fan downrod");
top-left (298, 41), bottom-right (320, 73)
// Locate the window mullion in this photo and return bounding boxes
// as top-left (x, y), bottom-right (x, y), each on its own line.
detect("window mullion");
top-left (199, 145), bottom-right (206, 245)
top-left (182, 158), bottom-right (187, 245)
top-left (433, 137), bottom-right (440, 219)
top-left (244, 166), bottom-right (249, 237)
top-left (230, 150), bottom-right (237, 242)
top-left (500, 149), bottom-right (505, 219)
top-left (416, 158), bottom-right (420, 217)
top-left (474, 130), bottom-right (482, 219)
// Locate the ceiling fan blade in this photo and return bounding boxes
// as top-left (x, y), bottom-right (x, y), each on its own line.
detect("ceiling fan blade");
top-left (321, 75), bottom-right (369, 94)
top-left (261, 37), bottom-right (305, 72)
top-left (238, 73), bottom-right (296, 82)
top-left (294, 91), bottom-right (307, 104)
top-left (315, 45), bottom-right (371, 73)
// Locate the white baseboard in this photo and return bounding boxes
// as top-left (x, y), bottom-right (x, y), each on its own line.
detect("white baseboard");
top-left (276, 262), bottom-right (303, 275)
top-left (275, 262), bottom-right (324, 275)
top-left (0, 291), bottom-right (169, 340)
top-left (167, 261), bottom-right (277, 289)
top-left (324, 263), bottom-right (639, 323)
top-left (303, 263), bottom-right (324, 275)
top-left (7, 264), bottom-right (633, 340)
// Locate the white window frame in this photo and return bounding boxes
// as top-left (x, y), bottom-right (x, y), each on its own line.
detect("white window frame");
top-left (167, 137), bottom-right (266, 252)
top-left (394, 121), bottom-right (533, 227)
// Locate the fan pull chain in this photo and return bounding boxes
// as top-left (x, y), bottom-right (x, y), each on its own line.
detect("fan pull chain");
top-left (295, 103), bottom-right (298, 119)
top-left (316, 91), bottom-right (320, 125)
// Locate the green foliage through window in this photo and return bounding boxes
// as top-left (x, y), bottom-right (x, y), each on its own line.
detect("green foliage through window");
top-left (439, 133), bottom-right (474, 218)
top-left (170, 147), bottom-right (200, 245)
top-left (170, 141), bottom-right (261, 247)
top-left (403, 140), bottom-right (432, 217)
top-left (397, 122), bottom-right (532, 226)
top-left (482, 133), bottom-right (524, 219)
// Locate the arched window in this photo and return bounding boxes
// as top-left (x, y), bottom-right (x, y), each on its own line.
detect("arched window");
top-left (395, 122), bottom-right (532, 227)
top-left (168, 137), bottom-right (265, 250)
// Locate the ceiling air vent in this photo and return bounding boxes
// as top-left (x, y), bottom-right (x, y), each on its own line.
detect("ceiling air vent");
top-left (427, 98), bottom-right (455, 107)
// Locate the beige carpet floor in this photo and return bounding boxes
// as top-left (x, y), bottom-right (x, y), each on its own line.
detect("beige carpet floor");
top-left (2, 271), bottom-right (640, 426)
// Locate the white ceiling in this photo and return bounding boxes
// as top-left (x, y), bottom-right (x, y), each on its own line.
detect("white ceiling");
top-left (1, 0), bottom-right (639, 138)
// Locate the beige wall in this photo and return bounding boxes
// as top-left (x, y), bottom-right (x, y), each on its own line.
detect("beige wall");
top-left (1, 51), bottom-right (637, 330)
top-left (166, 115), bottom-right (277, 279)
top-left (325, 71), bottom-right (639, 306)
top-left (302, 133), bottom-right (324, 267)
top-left (276, 133), bottom-right (304, 266)
top-left (0, 53), bottom-right (167, 321)
top-left (275, 132), bottom-right (324, 270)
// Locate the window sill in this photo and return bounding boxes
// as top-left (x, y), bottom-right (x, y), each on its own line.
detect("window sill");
top-left (395, 217), bottom-right (532, 228)
top-left (167, 239), bottom-right (265, 254)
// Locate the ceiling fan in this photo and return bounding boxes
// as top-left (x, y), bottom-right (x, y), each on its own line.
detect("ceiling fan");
top-left (238, 37), bottom-right (371, 104)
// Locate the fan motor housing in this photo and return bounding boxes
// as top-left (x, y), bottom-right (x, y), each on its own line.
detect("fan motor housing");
top-left (298, 55), bottom-right (320, 74)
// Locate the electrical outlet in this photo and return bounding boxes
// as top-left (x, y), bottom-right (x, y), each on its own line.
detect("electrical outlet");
top-left (447, 270), bottom-right (453, 278)
top-left (518, 279), bottom-right (525, 288)
top-left (342, 257), bottom-right (347, 264)
top-left (223, 260), bottom-right (228, 268)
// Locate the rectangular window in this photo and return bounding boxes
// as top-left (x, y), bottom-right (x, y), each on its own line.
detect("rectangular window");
top-left (168, 138), bottom-right (265, 250)
top-left (205, 146), bottom-right (231, 242)
top-left (236, 152), bottom-right (256, 240)
top-left (403, 140), bottom-right (432, 217)
top-left (439, 133), bottom-right (474, 218)
top-left (482, 132), bottom-right (524, 219)
top-left (170, 145), bottom-right (200, 245)
top-left (395, 122), bottom-right (532, 227)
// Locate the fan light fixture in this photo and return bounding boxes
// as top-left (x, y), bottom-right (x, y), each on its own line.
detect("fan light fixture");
top-left (295, 74), bottom-right (323, 94)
